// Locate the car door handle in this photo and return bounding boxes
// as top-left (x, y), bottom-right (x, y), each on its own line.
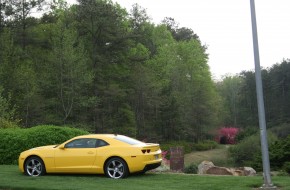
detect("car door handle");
top-left (88, 151), bottom-right (94, 154)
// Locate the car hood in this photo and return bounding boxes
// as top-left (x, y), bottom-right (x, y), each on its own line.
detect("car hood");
top-left (30, 145), bottom-right (56, 150)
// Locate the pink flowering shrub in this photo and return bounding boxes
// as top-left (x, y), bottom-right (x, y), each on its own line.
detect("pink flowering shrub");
top-left (161, 151), bottom-right (170, 165)
top-left (217, 127), bottom-right (239, 144)
top-left (152, 150), bottom-right (170, 172)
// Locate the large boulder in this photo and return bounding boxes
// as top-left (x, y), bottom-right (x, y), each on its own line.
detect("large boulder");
top-left (242, 167), bottom-right (257, 176)
top-left (198, 161), bottom-right (256, 176)
top-left (198, 161), bottom-right (214, 174)
top-left (206, 166), bottom-right (233, 175)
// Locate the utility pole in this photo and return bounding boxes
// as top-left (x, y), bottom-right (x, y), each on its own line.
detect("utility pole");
top-left (249, 0), bottom-right (276, 189)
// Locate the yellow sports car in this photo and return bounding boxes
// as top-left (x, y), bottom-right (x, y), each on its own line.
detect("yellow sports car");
top-left (18, 134), bottom-right (162, 179)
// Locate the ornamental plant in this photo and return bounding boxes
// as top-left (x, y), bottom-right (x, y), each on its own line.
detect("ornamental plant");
top-left (161, 151), bottom-right (170, 165)
top-left (218, 127), bottom-right (239, 144)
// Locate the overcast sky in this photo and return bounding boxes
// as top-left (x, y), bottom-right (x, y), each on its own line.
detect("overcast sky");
top-left (68, 0), bottom-right (290, 79)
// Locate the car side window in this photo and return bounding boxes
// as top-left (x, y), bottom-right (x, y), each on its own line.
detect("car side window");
top-left (65, 138), bottom-right (97, 148)
top-left (96, 139), bottom-right (109, 148)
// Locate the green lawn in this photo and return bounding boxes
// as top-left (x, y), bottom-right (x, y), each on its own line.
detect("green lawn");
top-left (0, 165), bottom-right (289, 190)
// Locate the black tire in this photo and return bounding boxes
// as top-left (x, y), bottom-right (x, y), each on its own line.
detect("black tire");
top-left (24, 156), bottom-right (46, 176)
top-left (104, 157), bottom-right (128, 179)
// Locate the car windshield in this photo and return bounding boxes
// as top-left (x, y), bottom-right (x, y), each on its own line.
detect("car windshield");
top-left (114, 135), bottom-right (144, 145)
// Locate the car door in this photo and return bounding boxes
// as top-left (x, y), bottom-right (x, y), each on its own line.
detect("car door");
top-left (54, 138), bottom-right (97, 173)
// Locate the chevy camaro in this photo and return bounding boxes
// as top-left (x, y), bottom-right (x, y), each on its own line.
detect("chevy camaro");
top-left (18, 134), bottom-right (162, 179)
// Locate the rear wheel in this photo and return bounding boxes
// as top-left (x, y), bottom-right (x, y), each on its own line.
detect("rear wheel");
top-left (24, 156), bottom-right (46, 176)
top-left (105, 157), bottom-right (128, 179)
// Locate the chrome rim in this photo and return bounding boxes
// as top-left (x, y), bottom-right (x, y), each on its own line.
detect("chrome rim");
top-left (107, 160), bottom-right (125, 179)
top-left (26, 158), bottom-right (43, 176)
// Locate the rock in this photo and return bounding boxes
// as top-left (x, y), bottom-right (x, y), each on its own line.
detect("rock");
top-left (243, 167), bottom-right (256, 176)
top-left (231, 168), bottom-right (244, 176)
top-left (231, 167), bottom-right (256, 176)
top-left (206, 166), bottom-right (233, 175)
top-left (198, 161), bottom-right (214, 174)
top-left (197, 161), bottom-right (256, 176)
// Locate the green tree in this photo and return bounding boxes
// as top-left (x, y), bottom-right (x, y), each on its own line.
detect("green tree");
top-left (4, 0), bottom-right (46, 49)
top-left (268, 60), bottom-right (290, 124)
top-left (0, 0), bottom-right (6, 32)
top-left (237, 71), bottom-right (258, 127)
top-left (216, 75), bottom-right (242, 126)
top-left (0, 86), bottom-right (16, 121)
top-left (75, 0), bottom-right (137, 135)
top-left (127, 5), bottom-right (165, 138)
top-left (47, 10), bottom-right (93, 125)
top-left (148, 31), bottom-right (218, 141)
top-left (162, 17), bottom-right (200, 42)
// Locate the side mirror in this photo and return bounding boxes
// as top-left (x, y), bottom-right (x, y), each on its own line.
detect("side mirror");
top-left (58, 144), bottom-right (65, 149)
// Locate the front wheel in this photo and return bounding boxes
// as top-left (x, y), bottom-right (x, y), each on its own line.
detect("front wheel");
top-left (24, 156), bottom-right (46, 176)
top-left (105, 157), bottom-right (128, 179)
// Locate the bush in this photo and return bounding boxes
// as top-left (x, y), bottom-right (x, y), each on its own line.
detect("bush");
top-left (270, 123), bottom-right (290, 138)
top-left (269, 135), bottom-right (290, 170)
top-left (0, 118), bottom-right (19, 129)
top-left (283, 162), bottom-right (290, 174)
top-left (235, 127), bottom-right (258, 143)
top-left (160, 140), bottom-right (217, 161)
top-left (0, 125), bottom-right (89, 164)
top-left (184, 163), bottom-right (198, 174)
top-left (252, 135), bottom-right (290, 172)
top-left (217, 127), bottom-right (239, 144)
top-left (229, 131), bottom-right (277, 168)
top-left (192, 140), bottom-right (218, 151)
top-left (160, 140), bottom-right (217, 155)
top-left (160, 141), bottom-right (194, 155)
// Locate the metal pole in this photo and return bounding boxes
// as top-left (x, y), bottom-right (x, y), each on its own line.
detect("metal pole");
top-left (249, 0), bottom-right (276, 189)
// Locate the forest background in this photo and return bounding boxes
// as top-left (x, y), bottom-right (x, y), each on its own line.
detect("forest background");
top-left (1, 0), bottom-right (290, 143)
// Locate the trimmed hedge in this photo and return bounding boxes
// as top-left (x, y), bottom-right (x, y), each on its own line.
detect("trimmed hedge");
top-left (192, 140), bottom-right (218, 151)
top-left (160, 141), bottom-right (194, 155)
top-left (160, 140), bottom-right (218, 158)
top-left (0, 125), bottom-right (89, 164)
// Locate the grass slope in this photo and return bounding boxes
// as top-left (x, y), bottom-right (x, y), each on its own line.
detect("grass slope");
top-left (185, 145), bottom-right (233, 167)
top-left (1, 165), bottom-right (290, 190)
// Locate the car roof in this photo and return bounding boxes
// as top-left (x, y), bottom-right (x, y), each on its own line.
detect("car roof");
top-left (74, 134), bottom-right (117, 139)
top-left (70, 134), bottom-right (145, 146)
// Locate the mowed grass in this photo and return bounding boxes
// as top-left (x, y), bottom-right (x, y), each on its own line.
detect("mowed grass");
top-left (1, 165), bottom-right (290, 190)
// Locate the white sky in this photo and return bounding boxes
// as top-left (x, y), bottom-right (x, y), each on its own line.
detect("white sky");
top-left (68, 0), bottom-right (290, 80)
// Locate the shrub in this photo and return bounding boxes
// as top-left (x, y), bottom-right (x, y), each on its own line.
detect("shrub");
top-left (184, 163), bottom-right (198, 174)
top-left (269, 135), bottom-right (290, 170)
top-left (160, 141), bottom-right (194, 155)
top-left (235, 127), bottom-right (258, 142)
top-left (192, 140), bottom-right (218, 151)
top-left (0, 118), bottom-right (19, 129)
top-left (229, 131), bottom-right (277, 168)
top-left (252, 135), bottom-right (290, 172)
top-left (0, 125), bottom-right (89, 164)
top-left (161, 151), bottom-right (170, 166)
top-left (217, 127), bottom-right (239, 144)
top-left (270, 123), bottom-right (290, 138)
top-left (160, 140), bottom-right (217, 155)
top-left (283, 162), bottom-right (290, 174)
